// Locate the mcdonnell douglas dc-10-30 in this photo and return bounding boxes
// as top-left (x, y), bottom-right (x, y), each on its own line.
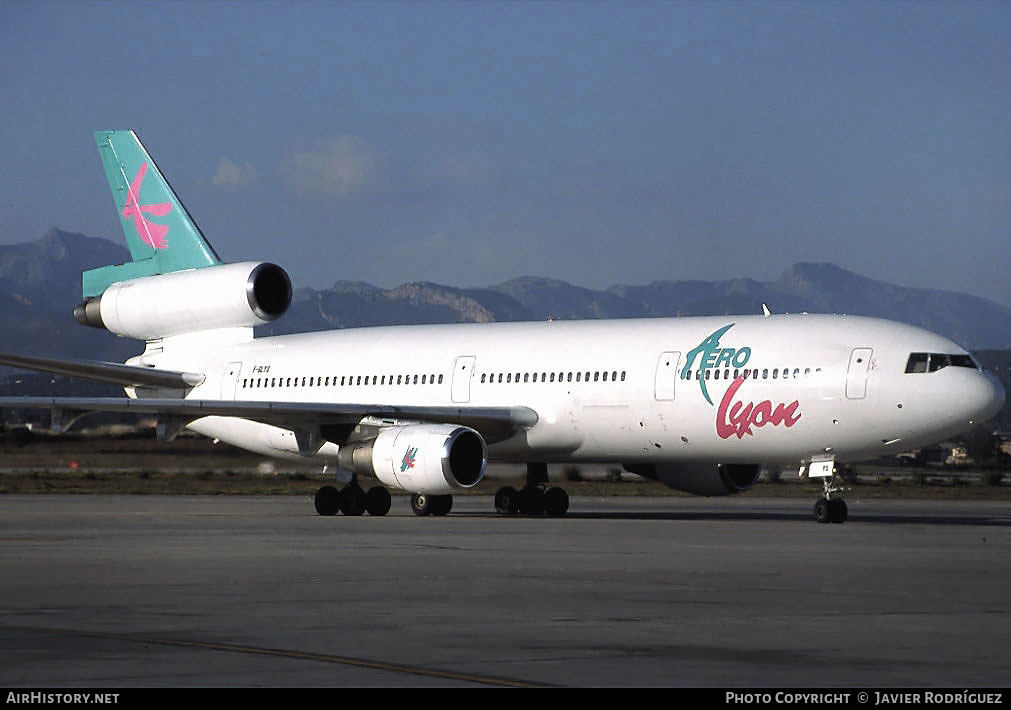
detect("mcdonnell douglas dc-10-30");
top-left (0, 131), bottom-right (1003, 522)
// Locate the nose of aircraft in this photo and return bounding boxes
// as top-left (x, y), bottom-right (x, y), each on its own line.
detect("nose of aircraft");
top-left (972, 370), bottom-right (1006, 425)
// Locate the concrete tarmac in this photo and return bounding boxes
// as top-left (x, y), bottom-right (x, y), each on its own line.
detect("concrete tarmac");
top-left (0, 494), bottom-right (1009, 687)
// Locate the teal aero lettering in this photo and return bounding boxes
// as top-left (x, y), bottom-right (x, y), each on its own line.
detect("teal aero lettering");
top-left (680, 324), bottom-right (752, 405)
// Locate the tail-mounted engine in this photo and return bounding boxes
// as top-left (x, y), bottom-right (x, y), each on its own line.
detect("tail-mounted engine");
top-left (339, 424), bottom-right (487, 495)
top-left (74, 262), bottom-right (291, 340)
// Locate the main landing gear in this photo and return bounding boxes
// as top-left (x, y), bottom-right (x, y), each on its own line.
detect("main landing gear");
top-left (494, 463), bottom-right (569, 517)
top-left (410, 493), bottom-right (453, 517)
top-left (314, 481), bottom-right (392, 517)
top-left (313, 485), bottom-right (452, 517)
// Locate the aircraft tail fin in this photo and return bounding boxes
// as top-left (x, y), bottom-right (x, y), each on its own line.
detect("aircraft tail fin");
top-left (83, 130), bottom-right (222, 298)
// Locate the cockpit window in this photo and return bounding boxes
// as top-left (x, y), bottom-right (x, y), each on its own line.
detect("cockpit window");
top-left (950, 354), bottom-right (978, 369)
top-left (928, 354), bottom-right (950, 372)
top-left (905, 352), bottom-right (978, 373)
top-left (905, 353), bottom-right (929, 373)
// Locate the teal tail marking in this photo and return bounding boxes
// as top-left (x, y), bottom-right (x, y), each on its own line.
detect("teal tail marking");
top-left (83, 130), bottom-right (222, 298)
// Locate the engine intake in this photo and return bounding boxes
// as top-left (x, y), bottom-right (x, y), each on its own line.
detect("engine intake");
top-left (75, 262), bottom-right (291, 339)
top-left (339, 424), bottom-right (487, 495)
top-left (246, 263), bottom-right (292, 320)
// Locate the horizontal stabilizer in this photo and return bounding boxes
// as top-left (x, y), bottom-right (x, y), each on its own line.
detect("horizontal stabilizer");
top-left (0, 352), bottom-right (205, 390)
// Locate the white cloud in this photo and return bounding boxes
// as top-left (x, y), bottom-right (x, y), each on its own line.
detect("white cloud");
top-left (282, 136), bottom-right (378, 198)
top-left (211, 157), bottom-right (257, 187)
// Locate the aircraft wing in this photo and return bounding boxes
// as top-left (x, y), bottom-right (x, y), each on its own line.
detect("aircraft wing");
top-left (0, 350), bottom-right (537, 442)
top-left (0, 396), bottom-right (538, 442)
top-left (0, 351), bottom-right (204, 389)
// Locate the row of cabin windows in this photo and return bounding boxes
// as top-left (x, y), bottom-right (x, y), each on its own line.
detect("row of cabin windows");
top-left (480, 370), bottom-right (627, 385)
top-left (682, 367), bottom-right (823, 382)
top-left (241, 366), bottom-right (825, 390)
top-left (242, 373), bottom-right (445, 389)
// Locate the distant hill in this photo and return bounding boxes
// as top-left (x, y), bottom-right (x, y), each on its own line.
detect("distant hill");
top-left (2, 229), bottom-right (1011, 365)
top-left (0, 229), bottom-right (137, 364)
top-left (271, 261), bottom-right (1011, 351)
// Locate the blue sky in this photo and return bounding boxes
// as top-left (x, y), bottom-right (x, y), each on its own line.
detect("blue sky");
top-left (2, 1), bottom-right (1009, 306)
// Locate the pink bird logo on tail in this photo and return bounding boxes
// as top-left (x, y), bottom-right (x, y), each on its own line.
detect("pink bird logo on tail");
top-left (121, 163), bottom-right (172, 249)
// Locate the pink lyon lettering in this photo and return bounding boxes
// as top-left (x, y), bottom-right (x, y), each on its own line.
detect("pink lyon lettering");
top-left (717, 377), bottom-right (801, 440)
top-left (121, 163), bottom-right (172, 249)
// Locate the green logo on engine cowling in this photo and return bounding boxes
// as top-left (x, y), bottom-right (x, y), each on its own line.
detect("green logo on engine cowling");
top-left (400, 447), bottom-right (418, 473)
top-left (680, 324), bottom-right (752, 405)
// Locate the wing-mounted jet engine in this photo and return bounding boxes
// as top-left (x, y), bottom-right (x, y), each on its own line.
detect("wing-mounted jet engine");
top-left (319, 424), bottom-right (487, 517)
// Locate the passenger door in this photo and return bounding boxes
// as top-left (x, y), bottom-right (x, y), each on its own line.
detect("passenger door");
top-left (654, 351), bottom-right (681, 401)
top-left (451, 355), bottom-right (476, 403)
top-left (221, 362), bottom-right (242, 400)
top-left (845, 348), bottom-right (873, 399)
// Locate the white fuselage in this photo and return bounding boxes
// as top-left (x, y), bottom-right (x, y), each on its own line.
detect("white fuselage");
top-left (141, 313), bottom-right (1004, 468)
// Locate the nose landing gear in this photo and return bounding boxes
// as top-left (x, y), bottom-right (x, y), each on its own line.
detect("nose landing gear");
top-left (814, 494), bottom-right (848, 524)
top-left (805, 457), bottom-right (848, 524)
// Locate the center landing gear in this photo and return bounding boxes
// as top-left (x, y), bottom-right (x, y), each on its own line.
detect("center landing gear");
top-left (495, 463), bottom-right (569, 517)
top-left (314, 479), bottom-right (391, 517)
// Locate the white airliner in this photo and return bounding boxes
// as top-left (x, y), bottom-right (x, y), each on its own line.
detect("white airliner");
top-left (0, 131), bottom-right (1004, 523)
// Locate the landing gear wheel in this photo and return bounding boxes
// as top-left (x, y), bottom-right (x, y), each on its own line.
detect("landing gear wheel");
top-left (815, 497), bottom-right (849, 524)
top-left (829, 498), bottom-right (848, 524)
top-left (428, 494), bottom-right (453, 517)
top-left (365, 486), bottom-right (392, 516)
top-left (814, 498), bottom-right (831, 524)
top-left (496, 465), bottom-right (571, 517)
top-left (812, 469), bottom-right (848, 524)
top-left (411, 493), bottom-right (431, 516)
top-left (518, 486), bottom-right (545, 515)
top-left (314, 485), bottom-right (341, 516)
top-left (495, 486), bottom-right (519, 515)
top-left (340, 484), bottom-right (367, 516)
top-left (544, 487), bottom-right (569, 517)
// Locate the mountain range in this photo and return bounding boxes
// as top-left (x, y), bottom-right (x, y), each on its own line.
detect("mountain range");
top-left (3, 228), bottom-right (1011, 364)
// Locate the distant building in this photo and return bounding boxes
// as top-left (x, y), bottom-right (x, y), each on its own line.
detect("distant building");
top-left (947, 445), bottom-right (970, 467)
